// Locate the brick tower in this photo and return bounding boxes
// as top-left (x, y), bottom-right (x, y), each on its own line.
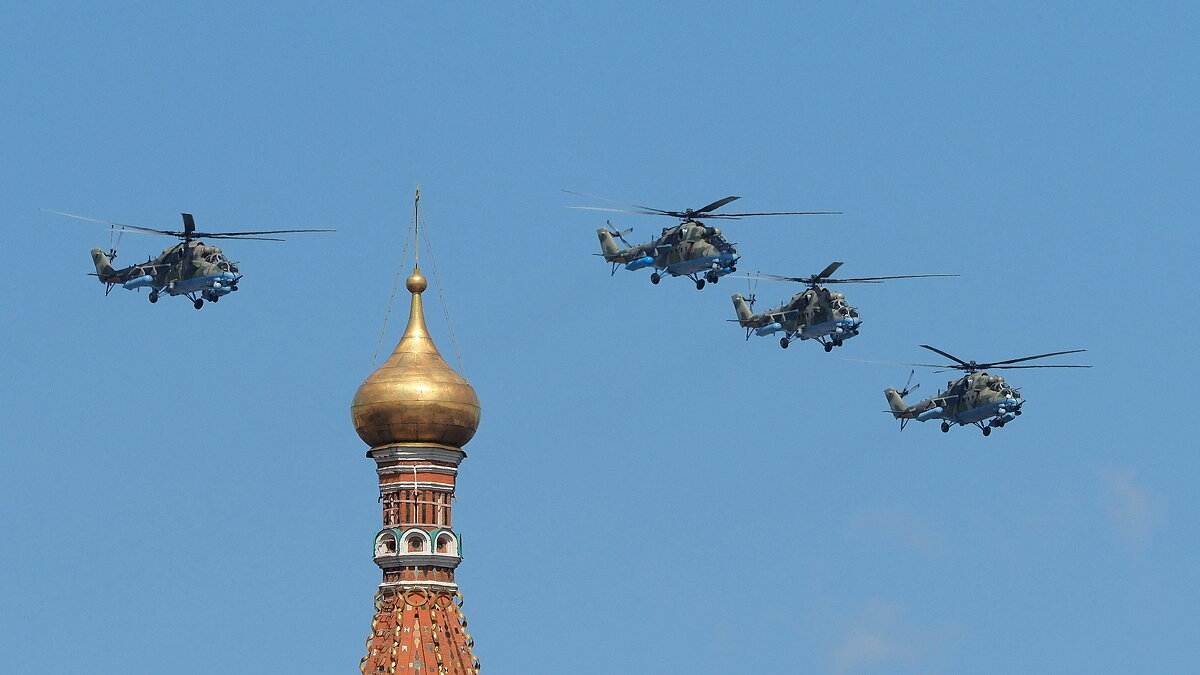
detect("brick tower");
top-left (351, 261), bottom-right (483, 674)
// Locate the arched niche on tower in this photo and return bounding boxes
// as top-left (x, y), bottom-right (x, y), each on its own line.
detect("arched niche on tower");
top-left (429, 528), bottom-right (461, 557)
top-left (374, 529), bottom-right (402, 557)
top-left (398, 528), bottom-right (431, 554)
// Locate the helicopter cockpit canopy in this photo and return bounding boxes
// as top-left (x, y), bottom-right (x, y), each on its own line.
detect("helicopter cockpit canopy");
top-left (706, 229), bottom-right (735, 254)
top-left (829, 290), bottom-right (855, 318)
top-left (194, 244), bottom-right (239, 273)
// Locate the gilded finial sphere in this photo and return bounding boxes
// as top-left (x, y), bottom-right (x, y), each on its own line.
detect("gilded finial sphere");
top-left (406, 270), bottom-right (428, 294)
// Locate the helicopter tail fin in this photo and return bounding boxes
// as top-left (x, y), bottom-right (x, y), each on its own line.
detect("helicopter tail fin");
top-left (732, 293), bottom-right (755, 323)
top-left (596, 228), bottom-right (622, 260)
top-left (884, 387), bottom-right (909, 417)
top-left (90, 248), bottom-right (117, 281)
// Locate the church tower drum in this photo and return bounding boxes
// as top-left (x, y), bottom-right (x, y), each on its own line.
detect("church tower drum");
top-left (351, 264), bottom-right (483, 674)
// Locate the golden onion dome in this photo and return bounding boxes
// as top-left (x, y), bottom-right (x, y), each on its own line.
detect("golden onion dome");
top-left (351, 269), bottom-right (481, 449)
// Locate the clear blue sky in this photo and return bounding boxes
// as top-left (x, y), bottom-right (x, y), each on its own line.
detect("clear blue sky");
top-left (2, 3), bottom-right (1196, 673)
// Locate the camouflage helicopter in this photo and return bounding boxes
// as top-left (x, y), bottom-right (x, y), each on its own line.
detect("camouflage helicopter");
top-left (729, 262), bottom-right (957, 351)
top-left (45, 209), bottom-right (332, 309)
top-left (566, 190), bottom-right (840, 290)
top-left (880, 345), bottom-right (1091, 436)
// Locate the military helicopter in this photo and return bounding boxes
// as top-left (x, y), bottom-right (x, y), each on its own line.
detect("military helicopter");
top-left (566, 190), bottom-right (841, 290)
top-left (879, 345), bottom-right (1091, 436)
top-left (729, 262), bottom-right (957, 351)
top-left (45, 209), bottom-right (332, 309)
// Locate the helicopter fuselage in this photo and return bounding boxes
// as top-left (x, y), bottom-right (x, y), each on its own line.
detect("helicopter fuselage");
top-left (598, 219), bottom-right (738, 289)
top-left (886, 371), bottom-right (1023, 433)
top-left (732, 286), bottom-right (863, 351)
top-left (91, 240), bottom-right (241, 306)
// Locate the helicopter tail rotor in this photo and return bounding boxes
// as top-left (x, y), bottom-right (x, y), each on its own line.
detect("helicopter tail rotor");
top-left (897, 369), bottom-right (920, 399)
top-left (604, 220), bottom-right (634, 247)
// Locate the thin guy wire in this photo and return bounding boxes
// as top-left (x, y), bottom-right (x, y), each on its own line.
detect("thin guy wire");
top-left (419, 219), bottom-right (466, 375)
top-left (371, 219), bottom-right (414, 367)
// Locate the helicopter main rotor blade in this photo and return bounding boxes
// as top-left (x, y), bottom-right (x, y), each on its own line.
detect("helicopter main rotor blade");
top-left (980, 349), bottom-right (1088, 367)
top-left (986, 364), bottom-right (1093, 369)
top-left (732, 272), bottom-right (810, 283)
top-left (919, 345), bottom-right (970, 367)
top-left (824, 273), bottom-right (959, 283)
top-left (709, 210), bottom-right (843, 217)
top-left (197, 234), bottom-right (287, 241)
top-left (693, 196), bottom-right (741, 214)
top-left (815, 262), bottom-right (844, 280)
top-left (45, 209), bottom-right (333, 240)
top-left (568, 205), bottom-right (665, 216)
top-left (838, 357), bottom-right (951, 369)
top-left (196, 228), bottom-right (334, 237)
top-left (561, 190), bottom-right (674, 215)
top-left (42, 209), bottom-right (183, 236)
top-left (733, 271), bottom-right (863, 286)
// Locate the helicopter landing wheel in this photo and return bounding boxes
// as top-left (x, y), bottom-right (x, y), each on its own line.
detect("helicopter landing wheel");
top-left (729, 266), bottom-right (736, 273)
top-left (231, 285), bottom-right (239, 292)
top-left (823, 343), bottom-right (833, 352)
top-left (194, 298), bottom-right (204, 310)
top-left (695, 279), bottom-right (705, 290)
top-left (1014, 409), bottom-right (1022, 416)
top-left (148, 292), bottom-right (158, 304)
top-left (982, 426), bottom-right (992, 437)
top-left (705, 272), bottom-right (719, 284)
top-left (941, 422), bottom-right (950, 433)
top-left (650, 273), bottom-right (661, 285)
top-left (210, 295), bottom-right (218, 303)
top-left (780, 337), bottom-right (789, 349)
